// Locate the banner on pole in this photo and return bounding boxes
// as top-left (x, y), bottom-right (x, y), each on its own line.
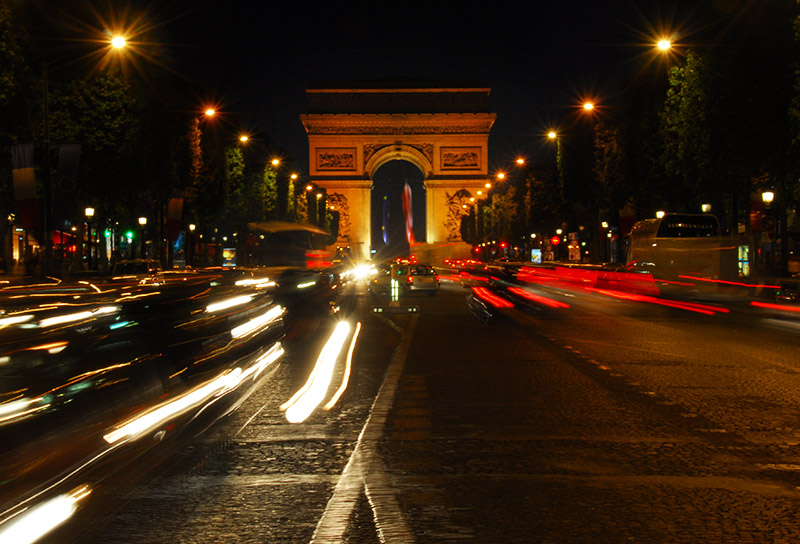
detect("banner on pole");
top-left (166, 197), bottom-right (184, 240)
top-left (11, 143), bottom-right (39, 230)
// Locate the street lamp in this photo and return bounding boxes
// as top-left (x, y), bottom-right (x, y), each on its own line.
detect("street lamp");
top-left (138, 216), bottom-right (147, 258)
top-left (762, 191), bottom-right (774, 205)
top-left (111, 36), bottom-right (127, 49)
top-left (38, 35), bottom-right (127, 276)
top-left (188, 223), bottom-right (196, 267)
top-left (85, 207), bottom-right (95, 269)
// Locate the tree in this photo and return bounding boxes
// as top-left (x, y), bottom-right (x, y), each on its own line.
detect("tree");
top-left (659, 50), bottom-right (712, 211)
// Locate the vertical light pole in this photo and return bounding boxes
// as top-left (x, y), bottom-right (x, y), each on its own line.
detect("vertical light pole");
top-left (138, 216), bottom-right (147, 258)
top-left (84, 207), bottom-right (95, 269)
top-left (188, 223), bottom-right (196, 267)
top-left (762, 190), bottom-right (775, 275)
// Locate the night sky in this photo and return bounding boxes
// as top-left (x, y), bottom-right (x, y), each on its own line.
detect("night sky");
top-left (19, 0), bottom-right (756, 172)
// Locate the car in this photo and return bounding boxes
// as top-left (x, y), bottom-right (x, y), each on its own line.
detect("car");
top-left (400, 263), bottom-right (440, 295)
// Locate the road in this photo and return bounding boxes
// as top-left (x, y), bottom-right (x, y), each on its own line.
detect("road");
top-left (43, 274), bottom-right (800, 543)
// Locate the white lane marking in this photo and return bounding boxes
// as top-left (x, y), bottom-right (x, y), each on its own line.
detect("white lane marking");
top-left (311, 314), bottom-right (418, 543)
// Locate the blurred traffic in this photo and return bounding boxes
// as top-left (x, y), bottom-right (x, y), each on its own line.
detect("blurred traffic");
top-left (0, 263), bottom-right (359, 543)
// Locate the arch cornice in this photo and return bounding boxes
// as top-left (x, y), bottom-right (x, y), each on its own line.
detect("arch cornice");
top-left (365, 144), bottom-right (432, 179)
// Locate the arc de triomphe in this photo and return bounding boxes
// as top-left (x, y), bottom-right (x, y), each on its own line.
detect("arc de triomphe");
top-left (300, 86), bottom-right (496, 262)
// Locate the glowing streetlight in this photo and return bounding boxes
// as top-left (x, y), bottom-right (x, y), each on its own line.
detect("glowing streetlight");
top-left (110, 35), bottom-right (127, 49)
top-left (583, 101), bottom-right (595, 111)
top-left (85, 207), bottom-right (95, 267)
top-left (656, 211), bottom-right (665, 218)
top-left (496, 172), bottom-right (506, 180)
top-left (547, 131), bottom-right (557, 139)
top-left (291, 173), bottom-right (298, 180)
top-left (701, 203), bottom-right (712, 213)
top-left (306, 184), bottom-right (313, 192)
top-left (138, 216), bottom-right (147, 258)
top-left (204, 108), bottom-right (215, 117)
top-left (485, 182), bottom-right (491, 189)
top-left (516, 157), bottom-right (525, 165)
top-left (657, 39), bottom-right (672, 51)
top-left (271, 158), bottom-right (280, 167)
top-left (239, 135), bottom-right (249, 143)
top-left (762, 191), bottom-right (774, 205)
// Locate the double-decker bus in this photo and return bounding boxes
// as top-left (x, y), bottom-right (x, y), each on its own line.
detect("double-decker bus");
top-left (626, 213), bottom-right (736, 282)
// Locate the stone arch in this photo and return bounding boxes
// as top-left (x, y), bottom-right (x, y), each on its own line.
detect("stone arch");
top-left (364, 144), bottom-right (432, 180)
top-left (300, 86), bottom-right (496, 262)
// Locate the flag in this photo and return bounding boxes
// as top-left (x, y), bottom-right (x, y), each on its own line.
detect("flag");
top-left (11, 143), bottom-right (39, 230)
top-left (166, 196), bottom-right (184, 240)
top-left (382, 194), bottom-right (389, 245)
top-left (402, 181), bottom-right (415, 245)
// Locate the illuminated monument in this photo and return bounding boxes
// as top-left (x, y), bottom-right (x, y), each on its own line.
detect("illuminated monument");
top-left (301, 85), bottom-right (496, 261)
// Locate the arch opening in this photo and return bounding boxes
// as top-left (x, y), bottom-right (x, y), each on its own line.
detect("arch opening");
top-left (370, 160), bottom-right (426, 261)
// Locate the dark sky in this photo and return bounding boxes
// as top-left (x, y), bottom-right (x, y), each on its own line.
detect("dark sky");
top-left (161, 0), bottom-right (685, 169)
top-left (21, 0), bottom-right (748, 172)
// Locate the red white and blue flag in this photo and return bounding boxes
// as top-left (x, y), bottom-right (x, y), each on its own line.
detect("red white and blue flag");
top-left (402, 181), bottom-right (415, 245)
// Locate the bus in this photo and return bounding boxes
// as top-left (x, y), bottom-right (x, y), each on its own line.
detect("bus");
top-left (626, 213), bottom-right (737, 282)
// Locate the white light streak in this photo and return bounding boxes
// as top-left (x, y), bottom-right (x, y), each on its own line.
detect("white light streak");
top-left (282, 321), bottom-right (351, 423)
top-left (324, 322), bottom-right (361, 410)
top-left (0, 485), bottom-right (91, 544)
top-left (234, 278), bottom-right (274, 288)
top-left (230, 305), bottom-right (284, 339)
top-left (0, 315), bottom-right (33, 328)
top-left (39, 306), bottom-right (119, 328)
top-left (103, 340), bottom-right (285, 445)
top-left (297, 281), bottom-right (316, 289)
top-left (104, 373), bottom-right (233, 444)
top-left (205, 295), bottom-right (253, 313)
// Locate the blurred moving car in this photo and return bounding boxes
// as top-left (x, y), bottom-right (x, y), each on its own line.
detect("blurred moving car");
top-left (402, 263), bottom-right (440, 295)
top-left (371, 262), bottom-right (440, 296)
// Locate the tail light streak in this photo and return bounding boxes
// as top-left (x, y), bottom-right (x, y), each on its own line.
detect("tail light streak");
top-left (507, 286), bottom-right (570, 309)
top-left (472, 287), bottom-right (513, 308)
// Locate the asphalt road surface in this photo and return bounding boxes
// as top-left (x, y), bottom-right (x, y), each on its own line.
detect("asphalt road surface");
top-left (44, 276), bottom-right (800, 543)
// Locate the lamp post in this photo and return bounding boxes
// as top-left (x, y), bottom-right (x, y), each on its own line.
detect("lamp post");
top-left (138, 216), bottom-right (147, 258)
top-left (762, 190), bottom-right (776, 275)
top-left (84, 207), bottom-right (95, 269)
top-left (39, 35), bottom-right (128, 276)
top-left (188, 223), bottom-right (196, 267)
